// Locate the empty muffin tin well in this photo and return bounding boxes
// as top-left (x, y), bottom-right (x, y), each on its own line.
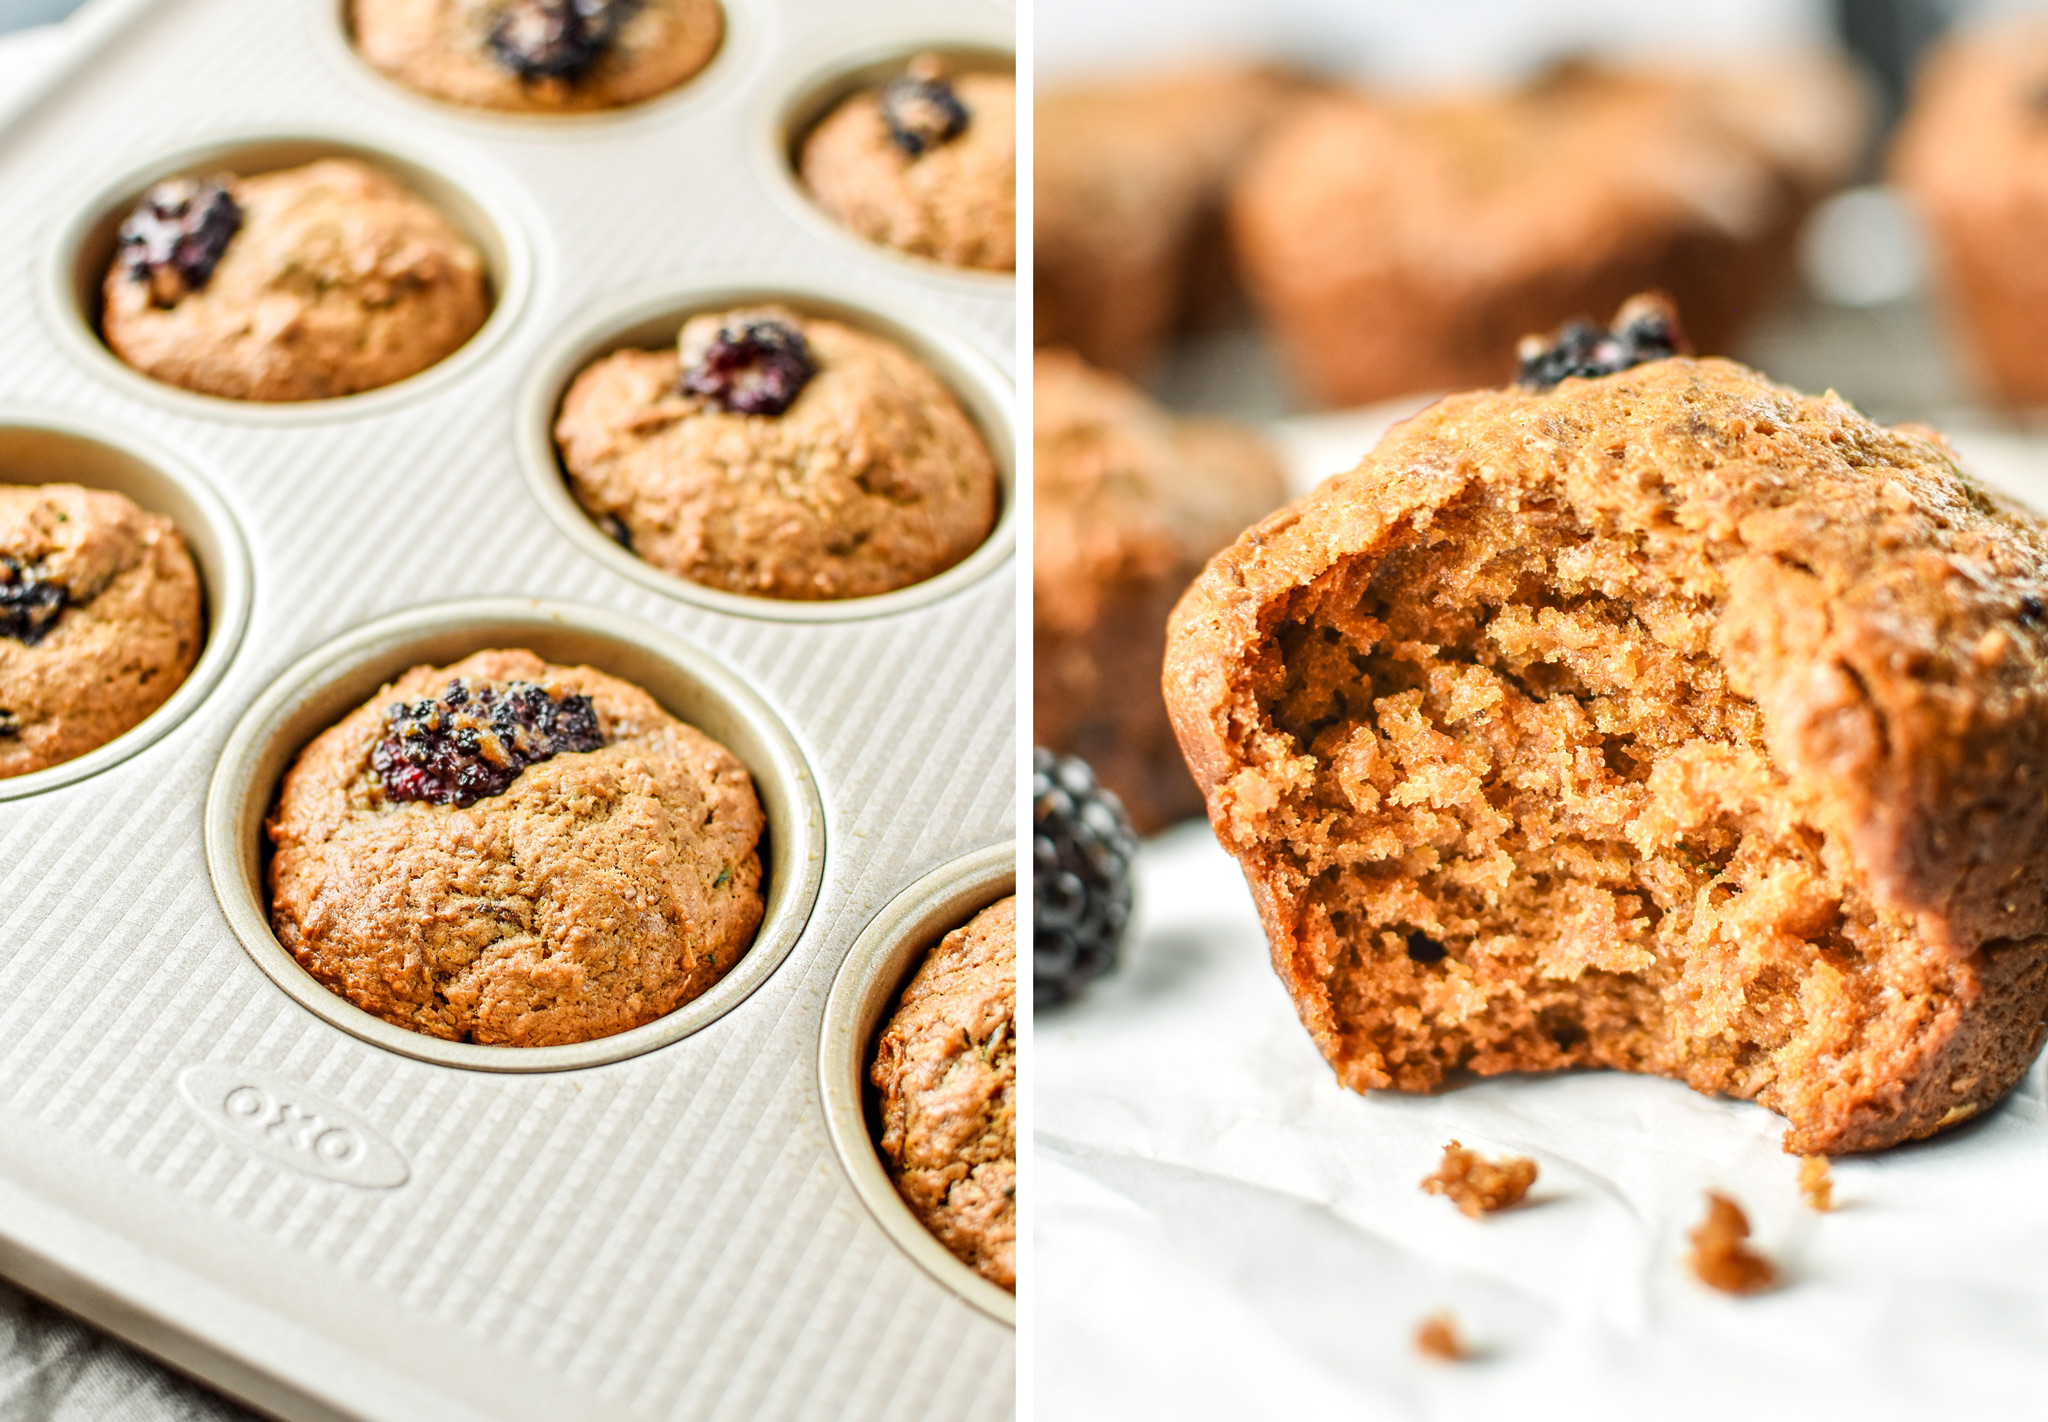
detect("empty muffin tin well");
top-left (0, 412), bottom-right (251, 802)
top-left (818, 840), bottom-right (1015, 1327)
top-left (45, 131), bottom-right (534, 422)
top-left (760, 27), bottom-right (1015, 287)
top-left (320, 0), bottom-right (753, 133)
top-left (203, 597), bottom-right (825, 1071)
top-left (516, 275), bottom-right (1016, 621)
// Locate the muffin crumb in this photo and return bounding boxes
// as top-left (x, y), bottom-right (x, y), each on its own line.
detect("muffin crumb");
top-left (1687, 1191), bottom-right (1777, 1294)
top-left (1414, 1311), bottom-right (1468, 1361)
top-left (1798, 1156), bottom-right (1834, 1212)
top-left (1420, 1140), bottom-right (1537, 1218)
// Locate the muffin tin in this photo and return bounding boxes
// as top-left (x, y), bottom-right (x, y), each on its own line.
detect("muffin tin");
top-left (0, 1), bottom-right (1014, 1420)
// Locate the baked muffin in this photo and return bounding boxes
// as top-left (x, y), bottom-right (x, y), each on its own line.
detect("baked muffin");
top-left (555, 305), bottom-right (999, 600)
top-left (102, 159), bottom-right (488, 402)
top-left (1035, 348), bottom-right (1285, 833)
top-left (268, 649), bottom-right (765, 1047)
top-left (1231, 56), bottom-right (1866, 407)
top-left (1, 484), bottom-right (202, 779)
top-left (799, 55), bottom-right (1014, 272)
top-left (871, 895), bottom-right (1016, 1291)
top-left (1163, 298), bottom-right (2048, 1155)
top-left (1036, 65), bottom-right (1299, 375)
top-left (350, 0), bottom-right (722, 114)
top-left (1895, 15), bottom-right (2048, 405)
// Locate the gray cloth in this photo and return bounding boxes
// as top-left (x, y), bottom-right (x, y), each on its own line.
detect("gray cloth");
top-left (0, 1279), bottom-right (257, 1422)
top-left (0, 1), bottom-right (85, 34)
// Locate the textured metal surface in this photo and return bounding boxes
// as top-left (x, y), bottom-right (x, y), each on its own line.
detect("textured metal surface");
top-left (0, 0), bottom-right (1017, 1418)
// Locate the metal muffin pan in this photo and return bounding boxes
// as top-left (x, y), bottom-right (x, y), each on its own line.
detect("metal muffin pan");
top-left (516, 274), bottom-right (1016, 622)
top-left (0, 410), bottom-right (250, 802)
top-left (203, 597), bottom-right (827, 1073)
top-left (0, 0), bottom-right (1015, 1418)
top-left (819, 840), bottom-right (1015, 1327)
top-left (756, 22), bottom-right (1015, 291)
top-left (42, 128), bottom-right (538, 423)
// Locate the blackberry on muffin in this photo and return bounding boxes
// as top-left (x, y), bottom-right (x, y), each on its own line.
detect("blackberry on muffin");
top-left (1035, 348), bottom-right (1285, 831)
top-left (102, 159), bottom-right (488, 402)
top-left (350, 0), bottom-right (724, 114)
top-left (555, 305), bottom-right (999, 600)
top-left (799, 54), bottom-right (1015, 273)
top-left (267, 648), bottom-right (764, 1047)
top-left (871, 895), bottom-right (1016, 1291)
top-left (0, 483), bottom-right (202, 778)
top-left (1165, 298), bottom-right (2048, 1155)
top-left (1230, 55), bottom-right (1866, 406)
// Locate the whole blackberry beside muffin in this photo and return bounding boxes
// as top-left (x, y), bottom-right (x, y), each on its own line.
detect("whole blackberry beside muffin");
top-left (1166, 297), bottom-right (2048, 1155)
top-left (555, 305), bottom-right (998, 600)
top-left (871, 894), bottom-right (1016, 1291)
top-left (1, 483), bottom-right (202, 778)
top-left (267, 648), bottom-right (764, 1047)
top-left (351, 0), bottom-right (723, 113)
top-left (102, 158), bottom-right (488, 402)
top-left (800, 54), bottom-right (1015, 273)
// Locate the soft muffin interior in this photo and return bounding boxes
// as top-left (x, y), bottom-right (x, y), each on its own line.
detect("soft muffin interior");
top-left (1244, 481), bottom-right (1932, 1121)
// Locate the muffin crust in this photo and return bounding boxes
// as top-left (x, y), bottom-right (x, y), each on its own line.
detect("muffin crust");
top-left (1166, 356), bottom-right (2048, 1153)
top-left (268, 649), bottom-right (765, 1047)
top-left (871, 895), bottom-right (1016, 1291)
top-left (0, 484), bottom-right (202, 779)
top-left (102, 159), bottom-right (488, 402)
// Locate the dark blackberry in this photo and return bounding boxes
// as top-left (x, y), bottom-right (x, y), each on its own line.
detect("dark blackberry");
top-left (1515, 292), bottom-right (1689, 392)
top-left (680, 316), bottom-right (816, 416)
top-left (372, 678), bottom-right (603, 807)
top-left (880, 60), bottom-right (969, 157)
top-left (487, 0), bottom-right (638, 81)
top-left (0, 555), bottom-right (67, 646)
top-left (117, 176), bottom-right (243, 307)
top-left (1033, 747), bottom-right (1138, 1007)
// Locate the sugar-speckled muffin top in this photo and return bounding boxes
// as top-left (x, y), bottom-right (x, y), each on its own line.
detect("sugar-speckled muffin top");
top-left (102, 158), bottom-right (488, 403)
top-left (268, 648), bottom-right (765, 1047)
top-left (350, 0), bottom-right (723, 113)
top-left (871, 895), bottom-right (1016, 1290)
top-left (555, 305), bottom-right (999, 601)
top-left (1, 483), bottom-right (202, 779)
top-left (800, 56), bottom-right (1015, 272)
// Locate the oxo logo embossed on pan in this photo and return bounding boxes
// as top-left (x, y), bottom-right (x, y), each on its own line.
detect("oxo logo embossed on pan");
top-left (175, 1063), bottom-right (409, 1189)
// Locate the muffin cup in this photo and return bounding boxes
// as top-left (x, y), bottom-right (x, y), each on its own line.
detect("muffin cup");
top-left (758, 25), bottom-right (1016, 289)
top-left (319, 0), bottom-right (753, 134)
top-left (0, 411), bottom-right (251, 801)
top-left (817, 840), bottom-right (1015, 1326)
top-left (44, 131), bottom-right (534, 422)
top-left (203, 597), bottom-right (826, 1071)
top-left (516, 274), bottom-right (1016, 622)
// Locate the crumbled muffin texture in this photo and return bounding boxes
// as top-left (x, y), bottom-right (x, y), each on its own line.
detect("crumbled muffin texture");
top-left (871, 896), bottom-right (1017, 1291)
top-left (0, 484), bottom-right (202, 779)
top-left (1165, 345), bottom-right (2048, 1154)
top-left (1420, 1139), bottom-right (1538, 1217)
top-left (268, 649), bottom-right (764, 1047)
top-left (1687, 1191), bottom-right (1777, 1294)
